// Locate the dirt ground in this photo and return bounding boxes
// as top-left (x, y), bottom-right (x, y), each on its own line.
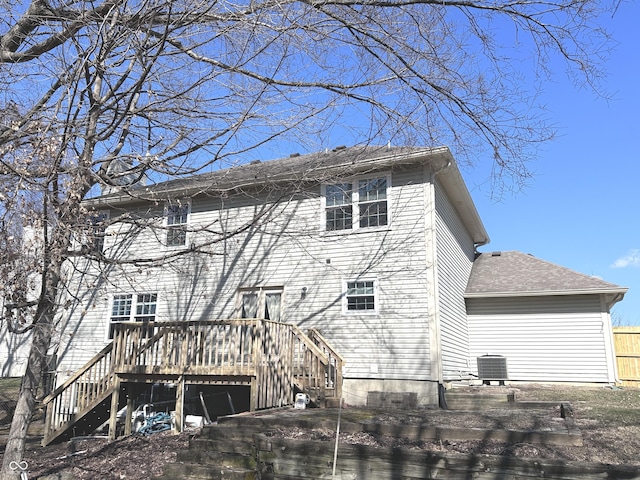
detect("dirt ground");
top-left (1, 383), bottom-right (640, 479)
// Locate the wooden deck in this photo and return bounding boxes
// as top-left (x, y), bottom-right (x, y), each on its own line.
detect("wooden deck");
top-left (42, 319), bottom-right (343, 445)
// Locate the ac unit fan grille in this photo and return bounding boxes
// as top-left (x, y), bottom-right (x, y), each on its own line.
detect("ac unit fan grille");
top-left (477, 356), bottom-right (508, 380)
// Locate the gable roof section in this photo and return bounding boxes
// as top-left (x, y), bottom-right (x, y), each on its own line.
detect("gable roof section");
top-left (465, 251), bottom-right (627, 301)
top-left (85, 145), bottom-right (490, 245)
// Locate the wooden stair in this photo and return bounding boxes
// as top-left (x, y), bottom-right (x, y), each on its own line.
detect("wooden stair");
top-left (42, 343), bottom-right (119, 445)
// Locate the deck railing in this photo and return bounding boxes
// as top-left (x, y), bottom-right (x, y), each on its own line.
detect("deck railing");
top-left (112, 320), bottom-right (260, 377)
top-left (42, 319), bottom-right (342, 444)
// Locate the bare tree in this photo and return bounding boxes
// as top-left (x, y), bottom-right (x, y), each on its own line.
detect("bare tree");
top-left (0, 0), bottom-right (615, 477)
top-left (611, 307), bottom-right (630, 328)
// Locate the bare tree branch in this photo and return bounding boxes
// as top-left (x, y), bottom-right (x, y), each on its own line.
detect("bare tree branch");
top-left (0, 0), bottom-right (616, 476)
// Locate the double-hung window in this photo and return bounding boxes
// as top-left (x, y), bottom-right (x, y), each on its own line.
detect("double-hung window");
top-left (109, 293), bottom-right (157, 338)
top-left (324, 175), bottom-right (388, 231)
top-left (82, 210), bottom-right (109, 254)
top-left (358, 178), bottom-right (387, 228)
top-left (238, 287), bottom-right (284, 322)
top-left (344, 280), bottom-right (377, 313)
top-left (325, 183), bottom-right (353, 230)
top-left (165, 201), bottom-right (190, 247)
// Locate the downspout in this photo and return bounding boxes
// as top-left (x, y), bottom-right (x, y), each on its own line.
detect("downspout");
top-left (425, 159), bottom-right (451, 408)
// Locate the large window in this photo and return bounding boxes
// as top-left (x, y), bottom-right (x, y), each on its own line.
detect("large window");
top-left (324, 176), bottom-right (388, 231)
top-left (165, 201), bottom-right (190, 247)
top-left (109, 293), bottom-right (157, 338)
top-left (344, 280), bottom-right (377, 313)
top-left (238, 288), bottom-right (284, 322)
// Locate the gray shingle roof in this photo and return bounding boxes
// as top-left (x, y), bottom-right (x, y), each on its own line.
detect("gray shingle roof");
top-left (85, 144), bottom-right (489, 245)
top-left (465, 250), bottom-right (627, 297)
top-left (91, 145), bottom-right (451, 202)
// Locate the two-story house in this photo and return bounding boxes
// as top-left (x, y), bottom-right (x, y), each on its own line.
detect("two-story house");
top-left (0, 145), bottom-right (626, 444)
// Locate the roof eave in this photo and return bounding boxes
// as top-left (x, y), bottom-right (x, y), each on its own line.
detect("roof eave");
top-left (436, 160), bottom-right (490, 246)
top-left (464, 287), bottom-right (629, 298)
top-left (84, 146), bottom-right (456, 208)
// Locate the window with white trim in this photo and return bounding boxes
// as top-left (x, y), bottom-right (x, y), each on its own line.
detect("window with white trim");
top-left (323, 175), bottom-right (388, 231)
top-left (109, 293), bottom-right (157, 338)
top-left (344, 280), bottom-right (377, 312)
top-left (87, 210), bottom-right (109, 253)
top-left (238, 287), bottom-right (284, 322)
top-left (165, 200), bottom-right (190, 247)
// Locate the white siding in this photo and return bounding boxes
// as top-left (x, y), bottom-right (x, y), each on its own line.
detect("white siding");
top-left (434, 182), bottom-right (475, 380)
top-left (0, 326), bottom-right (30, 377)
top-left (467, 295), bottom-right (615, 383)
top-left (55, 165), bottom-right (437, 392)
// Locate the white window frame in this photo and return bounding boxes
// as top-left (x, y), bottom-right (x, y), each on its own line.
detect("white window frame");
top-left (108, 292), bottom-right (158, 339)
top-left (78, 210), bottom-right (109, 254)
top-left (321, 173), bottom-right (391, 232)
top-left (237, 287), bottom-right (285, 322)
top-left (164, 199), bottom-right (191, 248)
top-left (342, 279), bottom-right (378, 314)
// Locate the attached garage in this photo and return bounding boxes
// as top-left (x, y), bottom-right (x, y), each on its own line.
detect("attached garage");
top-left (465, 251), bottom-right (626, 384)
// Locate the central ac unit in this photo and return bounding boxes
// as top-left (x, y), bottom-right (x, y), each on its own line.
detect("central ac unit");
top-left (477, 355), bottom-right (508, 382)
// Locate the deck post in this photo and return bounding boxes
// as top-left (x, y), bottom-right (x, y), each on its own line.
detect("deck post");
top-left (108, 375), bottom-right (121, 441)
top-left (124, 388), bottom-right (134, 436)
top-left (249, 376), bottom-right (257, 411)
top-left (174, 375), bottom-right (185, 433)
top-left (42, 398), bottom-right (54, 446)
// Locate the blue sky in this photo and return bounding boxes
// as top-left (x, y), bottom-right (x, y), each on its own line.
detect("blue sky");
top-left (239, 3), bottom-right (638, 323)
top-left (461, 1), bottom-right (640, 325)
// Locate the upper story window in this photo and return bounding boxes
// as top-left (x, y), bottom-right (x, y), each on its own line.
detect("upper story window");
top-left (238, 287), bottom-right (284, 322)
top-left (83, 210), bottom-right (109, 254)
top-left (344, 279), bottom-right (377, 313)
top-left (165, 200), bottom-right (190, 247)
top-left (358, 178), bottom-right (388, 228)
top-left (325, 183), bottom-right (353, 230)
top-left (324, 175), bottom-right (389, 231)
top-left (109, 293), bottom-right (157, 338)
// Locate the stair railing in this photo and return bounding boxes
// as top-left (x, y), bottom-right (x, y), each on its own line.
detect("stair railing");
top-left (307, 328), bottom-right (344, 400)
top-left (42, 343), bottom-right (115, 445)
top-left (289, 325), bottom-right (341, 405)
top-left (251, 321), bottom-right (343, 409)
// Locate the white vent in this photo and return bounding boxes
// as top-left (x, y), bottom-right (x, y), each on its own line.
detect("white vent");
top-left (477, 355), bottom-right (508, 380)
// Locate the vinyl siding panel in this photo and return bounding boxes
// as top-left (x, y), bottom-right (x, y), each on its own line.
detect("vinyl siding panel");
top-left (467, 295), bottom-right (612, 382)
top-left (0, 325), bottom-right (30, 377)
top-left (434, 182), bottom-right (475, 380)
top-left (55, 165), bottom-right (435, 386)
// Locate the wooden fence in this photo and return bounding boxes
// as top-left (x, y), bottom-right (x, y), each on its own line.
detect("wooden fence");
top-left (613, 327), bottom-right (640, 387)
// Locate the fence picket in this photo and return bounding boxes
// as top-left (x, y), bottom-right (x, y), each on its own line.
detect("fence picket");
top-left (614, 327), bottom-right (640, 387)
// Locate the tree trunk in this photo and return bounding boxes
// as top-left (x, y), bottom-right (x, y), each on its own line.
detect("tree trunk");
top-left (0, 300), bottom-right (55, 480)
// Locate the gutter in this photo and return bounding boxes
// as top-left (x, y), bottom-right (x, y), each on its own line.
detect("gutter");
top-left (464, 287), bottom-right (628, 299)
